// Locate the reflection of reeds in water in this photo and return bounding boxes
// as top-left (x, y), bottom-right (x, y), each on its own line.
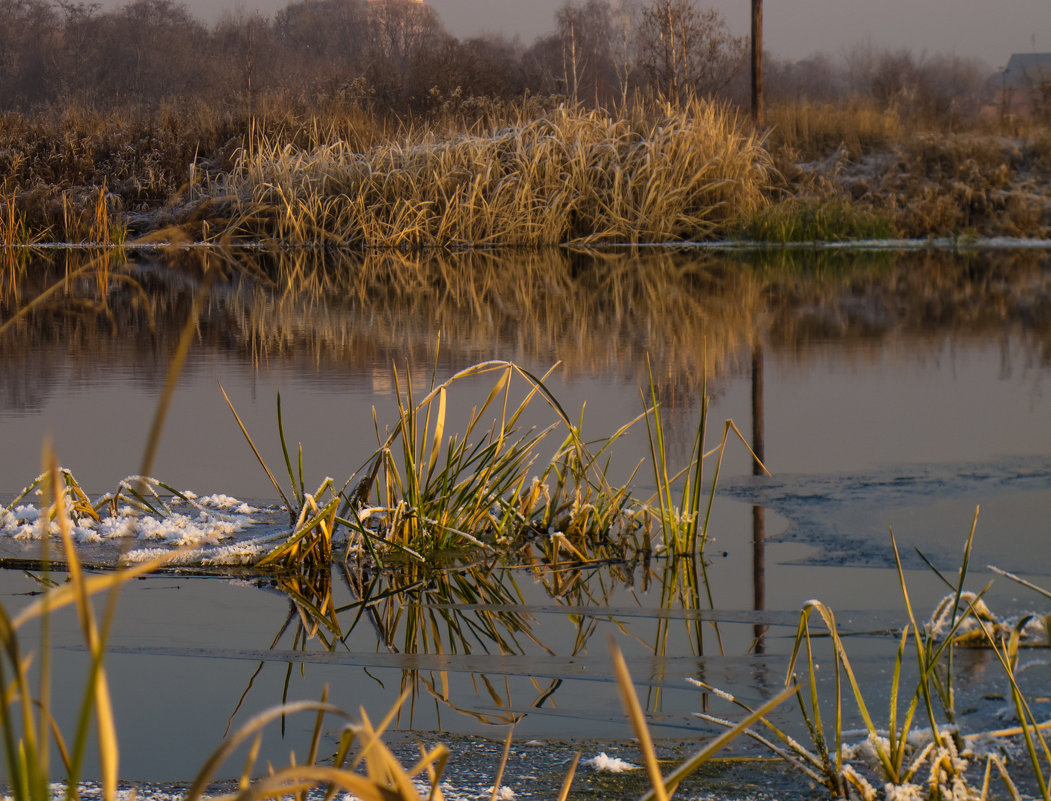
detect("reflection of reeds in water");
top-left (351, 558), bottom-right (559, 728)
top-left (215, 247), bottom-right (769, 393)
top-left (0, 249), bottom-right (142, 342)
top-left (232, 554), bottom-right (562, 730)
top-left (4, 248), bottom-right (1048, 410)
top-left (203, 246), bottom-right (1051, 394)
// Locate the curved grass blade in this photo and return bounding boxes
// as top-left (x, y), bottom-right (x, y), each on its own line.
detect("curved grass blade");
top-left (219, 382), bottom-right (295, 518)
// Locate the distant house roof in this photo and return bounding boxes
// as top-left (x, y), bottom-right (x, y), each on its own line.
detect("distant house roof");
top-left (1003, 53), bottom-right (1051, 89)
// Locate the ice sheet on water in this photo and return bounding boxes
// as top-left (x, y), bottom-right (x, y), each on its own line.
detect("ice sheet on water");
top-left (721, 454), bottom-right (1051, 570)
top-left (0, 490), bottom-right (288, 567)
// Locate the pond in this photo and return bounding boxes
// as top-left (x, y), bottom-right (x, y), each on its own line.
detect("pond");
top-left (0, 247), bottom-right (1049, 797)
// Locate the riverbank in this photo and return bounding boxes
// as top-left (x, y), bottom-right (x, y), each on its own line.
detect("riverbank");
top-left (2, 100), bottom-right (1050, 249)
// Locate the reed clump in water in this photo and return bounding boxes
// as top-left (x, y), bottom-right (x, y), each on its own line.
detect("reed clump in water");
top-left (217, 356), bottom-right (768, 571)
top-left (198, 100), bottom-right (772, 248)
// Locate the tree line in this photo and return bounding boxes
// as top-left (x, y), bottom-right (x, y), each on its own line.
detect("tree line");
top-left (0, 0), bottom-right (990, 118)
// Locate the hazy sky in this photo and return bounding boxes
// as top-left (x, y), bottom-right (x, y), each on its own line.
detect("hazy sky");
top-left (107, 0), bottom-right (1047, 69)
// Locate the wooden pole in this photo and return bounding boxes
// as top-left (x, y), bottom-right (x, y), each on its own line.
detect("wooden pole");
top-left (751, 0), bottom-right (763, 125)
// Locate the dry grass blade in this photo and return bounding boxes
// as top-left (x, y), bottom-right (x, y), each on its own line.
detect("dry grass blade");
top-left (487, 727), bottom-right (515, 801)
top-left (186, 700), bottom-right (353, 801)
top-left (610, 638), bottom-right (668, 801)
top-left (612, 635), bottom-right (797, 801)
top-left (988, 566), bottom-right (1051, 602)
top-left (225, 765), bottom-right (411, 801)
top-left (644, 686), bottom-right (799, 801)
top-left (556, 752), bottom-right (581, 801)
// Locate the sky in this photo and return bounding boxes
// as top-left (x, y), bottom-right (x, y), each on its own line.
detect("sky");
top-left (106, 0), bottom-right (1047, 70)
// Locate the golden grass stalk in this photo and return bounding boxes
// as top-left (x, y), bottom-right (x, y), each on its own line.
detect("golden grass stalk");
top-left (611, 638), bottom-right (797, 801)
top-left (766, 101), bottom-right (903, 160)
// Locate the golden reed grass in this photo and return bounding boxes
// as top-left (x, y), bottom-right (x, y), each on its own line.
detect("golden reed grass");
top-left (198, 100), bottom-right (772, 248)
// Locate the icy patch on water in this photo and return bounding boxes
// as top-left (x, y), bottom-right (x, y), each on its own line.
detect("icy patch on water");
top-left (722, 455), bottom-right (1051, 570)
top-left (0, 490), bottom-right (288, 567)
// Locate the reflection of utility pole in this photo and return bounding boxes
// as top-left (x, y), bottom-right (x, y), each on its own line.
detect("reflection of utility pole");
top-left (750, 0), bottom-right (763, 125)
top-left (751, 344), bottom-right (764, 476)
top-left (751, 344), bottom-right (766, 654)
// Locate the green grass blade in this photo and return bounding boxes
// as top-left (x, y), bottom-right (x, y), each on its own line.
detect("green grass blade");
top-left (220, 383), bottom-right (295, 517)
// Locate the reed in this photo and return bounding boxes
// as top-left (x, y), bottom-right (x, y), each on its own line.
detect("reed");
top-left (202, 100), bottom-right (772, 247)
top-left (221, 358), bottom-right (652, 569)
top-left (643, 354), bottom-right (768, 555)
top-left (765, 102), bottom-right (904, 160)
top-left (0, 184), bottom-right (41, 247)
top-left (224, 354), bottom-right (773, 568)
top-left (0, 448), bottom-right (176, 801)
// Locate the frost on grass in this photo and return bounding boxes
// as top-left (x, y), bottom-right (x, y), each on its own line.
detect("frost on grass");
top-left (927, 591), bottom-right (1050, 646)
top-left (0, 485), bottom-right (284, 567)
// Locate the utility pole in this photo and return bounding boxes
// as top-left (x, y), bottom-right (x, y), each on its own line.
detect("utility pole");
top-left (750, 0), bottom-right (763, 125)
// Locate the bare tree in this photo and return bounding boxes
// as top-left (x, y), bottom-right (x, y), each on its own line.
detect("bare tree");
top-left (607, 0), bottom-right (641, 106)
top-left (215, 8), bottom-right (273, 108)
top-left (0, 0), bottom-right (61, 107)
top-left (637, 0), bottom-right (745, 103)
top-left (554, 0), bottom-right (617, 104)
top-left (97, 0), bottom-right (209, 102)
top-left (365, 0), bottom-right (448, 106)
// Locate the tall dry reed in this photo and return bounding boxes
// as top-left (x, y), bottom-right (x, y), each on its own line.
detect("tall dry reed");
top-left (202, 100), bottom-right (772, 247)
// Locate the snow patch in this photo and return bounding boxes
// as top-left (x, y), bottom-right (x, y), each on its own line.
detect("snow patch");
top-left (583, 752), bottom-right (638, 773)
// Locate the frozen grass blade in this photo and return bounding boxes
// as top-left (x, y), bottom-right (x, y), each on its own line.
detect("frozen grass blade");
top-left (988, 565), bottom-right (1051, 602)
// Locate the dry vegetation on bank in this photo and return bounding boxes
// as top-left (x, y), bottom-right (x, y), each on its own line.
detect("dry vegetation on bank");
top-left (2, 98), bottom-right (1049, 248)
top-left (0, 0), bottom-right (1049, 246)
top-left (165, 101), bottom-right (771, 247)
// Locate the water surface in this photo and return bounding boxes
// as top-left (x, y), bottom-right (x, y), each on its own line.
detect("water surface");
top-left (0, 247), bottom-right (1048, 791)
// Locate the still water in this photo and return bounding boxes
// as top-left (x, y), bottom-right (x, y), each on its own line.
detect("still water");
top-left (0, 247), bottom-right (1048, 791)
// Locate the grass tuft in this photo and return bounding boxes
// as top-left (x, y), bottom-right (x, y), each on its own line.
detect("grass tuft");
top-left (732, 197), bottom-right (899, 242)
